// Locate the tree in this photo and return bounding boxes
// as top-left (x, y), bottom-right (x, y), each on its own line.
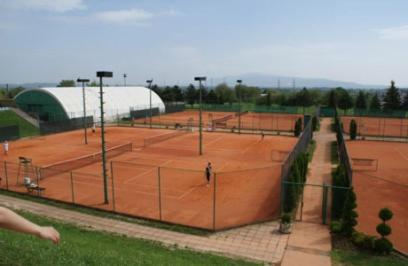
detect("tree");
top-left (184, 84), bottom-right (197, 105)
top-left (341, 187), bottom-right (358, 237)
top-left (355, 91), bottom-right (367, 109)
top-left (296, 87), bottom-right (313, 107)
top-left (171, 85), bottom-right (184, 101)
top-left (383, 80), bottom-right (401, 110)
top-left (350, 119), bottom-right (357, 140)
top-left (401, 92), bottom-right (408, 110)
top-left (370, 94), bottom-right (381, 110)
top-left (327, 89), bottom-right (337, 108)
top-left (206, 90), bottom-right (218, 104)
top-left (337, 89), bottom-right (353, 113)
top-left (214, 83), bottom-right (235, 104)
top-left (266, 91), bottom-right (271, 106)
top-left (88, 80), bottom-right (99, 87)
top-left (57, 80), bottom-right (75, 87)
top-left (294, 118), bottom-right (302, 137)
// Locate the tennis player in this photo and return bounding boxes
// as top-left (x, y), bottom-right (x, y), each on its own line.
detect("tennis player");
top-left (2, 140), bottom-right (8, 155)
top-left (205, 162), bottom-right (212, 186)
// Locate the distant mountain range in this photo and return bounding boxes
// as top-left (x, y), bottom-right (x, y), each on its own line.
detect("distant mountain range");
top-left (0, 74), bottom-right (391, 90)
top-left (210, 73), bottom-right (387, 89)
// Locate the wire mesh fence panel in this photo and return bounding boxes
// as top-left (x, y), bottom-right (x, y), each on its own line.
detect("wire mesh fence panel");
top-left (37, 168), bottom-right (73, 203)
top-left (215, 165), bottom-right (281, 230)
top-left (2, 161), bottom-right (37, 194)
top-left (72, 171), bottom-right (114, 211)
top-left (111, 161), bottom-right (160, 220)
top-left (342, 116), bottom-right (408, 139)
top-left (0, 161), bottom-right (8, 190)
top-left (160, 167), bottom-right (213, 229)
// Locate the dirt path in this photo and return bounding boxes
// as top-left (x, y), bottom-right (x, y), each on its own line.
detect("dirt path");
top-left (282, 118), bottom-right (335, 266)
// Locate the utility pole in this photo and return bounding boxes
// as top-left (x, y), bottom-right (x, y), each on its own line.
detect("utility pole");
top-left (236, 80), bottom-right (243, 134)
top-left (146, 79), bottom-right (153, 129)
top-left (77, 78), bottom-right (90, 144)
top-left (194, 76), bottom-right (206, 155)
top-left (96, 71), bottom-right (113, 204)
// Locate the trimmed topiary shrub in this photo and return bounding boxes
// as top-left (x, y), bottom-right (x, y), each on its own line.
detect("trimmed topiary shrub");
top-left (294, 118), bottom-right (302, 137)
top-left (351, 232), bottom-right (376, 250)
top-left (350, 119), bottom-right (357, 140)
top-left (281, 213), bottom-right (292, 224)
top-left (375, 208), bottom-right (394, 254)
top-left (332, 165), bottom-right (349, 220)
top-left (341, 187), bottom-right (358, 237)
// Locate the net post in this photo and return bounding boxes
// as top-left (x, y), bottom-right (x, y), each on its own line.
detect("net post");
top-left (110, 161), bottom-right (116, 212)
top-left (212, 172), bottom-right (217, 231)
top-left (35, 167), bottom-right (40, 196)
top-left (4, 161), bottom-right (8, 190)
top-left (70, 171), bottom-right (75, 204)
top-left (158, 166), bottom-right (162, 221)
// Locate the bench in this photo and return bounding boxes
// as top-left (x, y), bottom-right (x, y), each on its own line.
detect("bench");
top-left (26, 186), bottom-right (46, 196)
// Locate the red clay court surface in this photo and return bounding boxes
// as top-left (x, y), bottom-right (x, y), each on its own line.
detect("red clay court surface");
top-left (342, 116), bottom-right (408, 139)
top-left (133, 110), bottom-right (302, 132)
top-left (0, 127), bottom-right (297, 230)
top-left (346, 140), bottom-right (408, 253)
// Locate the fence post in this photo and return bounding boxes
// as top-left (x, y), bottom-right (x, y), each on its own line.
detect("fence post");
top-left (4, 161), bottom-right (8, 190)
top-left (158, 167), bottom-right (162, 221)
top-left (70, 172), bottom-right (75, 204)
top-left (212, 173), bottom-right (217, 231)
top-left (35, 167), bottom-right (40, 196)
top-left (110, 161), bottom-right (116, 211)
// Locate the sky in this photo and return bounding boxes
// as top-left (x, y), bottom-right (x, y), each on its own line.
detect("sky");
top-left (1, 0), bottom-right (408, 86)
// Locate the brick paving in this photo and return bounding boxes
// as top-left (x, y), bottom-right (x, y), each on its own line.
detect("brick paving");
top-left (0, 194), bottom-right (288, 265)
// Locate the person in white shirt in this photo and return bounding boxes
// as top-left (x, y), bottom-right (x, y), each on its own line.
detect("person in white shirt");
top-left (3, 140), bottom-right (8, 155)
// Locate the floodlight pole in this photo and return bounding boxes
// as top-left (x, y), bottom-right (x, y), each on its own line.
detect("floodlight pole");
top-left (146, 79), bottom-right (153, 129)
top-left (195, 76), bottom-right (206, 155)
top-left (97, 71), bottom-right (113, 204)
top-left (123, 73), bottom-right (127, 87)
top-left (236, 80), bottom-right (242, 134)
top-left (77, 78), bottom-right (90, 145)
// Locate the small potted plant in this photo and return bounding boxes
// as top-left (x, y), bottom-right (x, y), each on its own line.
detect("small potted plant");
top-left (279, 213), bottom-right (292, 234)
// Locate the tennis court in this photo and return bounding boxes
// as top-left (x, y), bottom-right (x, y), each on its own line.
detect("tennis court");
top-left (341, 116), bottom-right (408, 140)
top-left (133, 110), bottom-right (302, 133)
top-left (0, 127), bottom-right (296, 230)
top-left (346, 140), bottom-right (408, 253)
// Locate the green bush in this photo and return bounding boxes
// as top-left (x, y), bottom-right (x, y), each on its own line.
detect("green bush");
top-left (351, 232), bottom-right (376, 250)
top-left (341, 187), bottom-right (358, 237)
top-left (350, 119), bottom-right (357, 140)
top-left (374, 238), bottom-right (393, 254)
top-left (281, 213), bottom-right (292, 224)
top-left (312, 116), bottom-right (319, 131)
top-left (332, 165), bottom-right (349, 220)
top-left (294, 118), bottom-right (302, 137)
top-left (330, 220), bottom-right (343, 234)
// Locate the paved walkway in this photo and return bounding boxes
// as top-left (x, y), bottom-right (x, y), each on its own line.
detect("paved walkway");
top-left (282, 118), bottom-right (335, 266)
top-left (0, 194), bottom-right (288, 265)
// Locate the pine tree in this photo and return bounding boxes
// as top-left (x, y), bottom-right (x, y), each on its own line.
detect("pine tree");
top-left (369, 94), bottom-right (381, 110)
top-left (383, 80), bottom-right (401, 110)
top-left (355, 91), bottom-right (367, 109)
top-left (401, 92), bottom-right (408, 110)
top-left (342, 187), bottom-right (358, 237)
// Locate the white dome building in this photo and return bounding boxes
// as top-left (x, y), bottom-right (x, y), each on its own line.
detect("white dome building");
top-left (15, 86), bottom-right (165, 122)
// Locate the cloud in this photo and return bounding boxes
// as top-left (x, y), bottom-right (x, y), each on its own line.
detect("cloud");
top-left (377, 25), bottom-right (408, 40)
top-left (94, 9), bottom-right (153, 24)
top-left (0, 0), bottom-right (85, 12)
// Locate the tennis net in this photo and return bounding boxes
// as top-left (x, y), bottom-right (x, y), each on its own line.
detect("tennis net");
top-left (144, 130), bottom-right (188, 147)
top-left (40, 143), bottom-right (133, 179)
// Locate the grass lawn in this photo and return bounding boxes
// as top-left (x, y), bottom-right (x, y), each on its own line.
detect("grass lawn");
top-left (0, 211), bottom-right (258, 266)
top-left (332, 249), bottom-right (407, 266)
top-left (0, 110), bottom-right (39, 137)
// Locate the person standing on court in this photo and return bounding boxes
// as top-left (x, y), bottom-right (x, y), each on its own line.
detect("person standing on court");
top-left (205, 162), bottom-right (212, 186)
top-left (2, 140), bottom-right (8, 155)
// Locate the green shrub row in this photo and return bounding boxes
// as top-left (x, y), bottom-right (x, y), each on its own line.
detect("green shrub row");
top-left (331, 165), bottom-right (350, 220)
top-left (283, 152), bottom-right (309, 213)
top-left (294, 118), bottom-right (302, 137)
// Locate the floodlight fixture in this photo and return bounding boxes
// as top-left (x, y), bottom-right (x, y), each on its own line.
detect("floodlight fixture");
top-left (146, 79), bottom-right (154, 129)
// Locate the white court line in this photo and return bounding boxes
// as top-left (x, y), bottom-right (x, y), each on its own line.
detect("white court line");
top-left (394, 148), bottom-right (408, 161)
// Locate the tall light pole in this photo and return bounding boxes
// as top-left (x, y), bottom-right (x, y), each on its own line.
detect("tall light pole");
top-left (123, 73), bottom-right (127, 87)
top-left (146, 79), bottom-right (153, 129)
top-left (194, 76), bottom-right (206, 155)
top-left (96, 71), bottom-right (113, 204)
top-left (236, 79), bottom-right (242, 134)
top-left (77, 78), bottom-right (90, 144)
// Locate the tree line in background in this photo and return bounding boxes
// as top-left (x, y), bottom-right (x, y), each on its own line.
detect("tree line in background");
top-left (1, 79), bottom-right (408, 111)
